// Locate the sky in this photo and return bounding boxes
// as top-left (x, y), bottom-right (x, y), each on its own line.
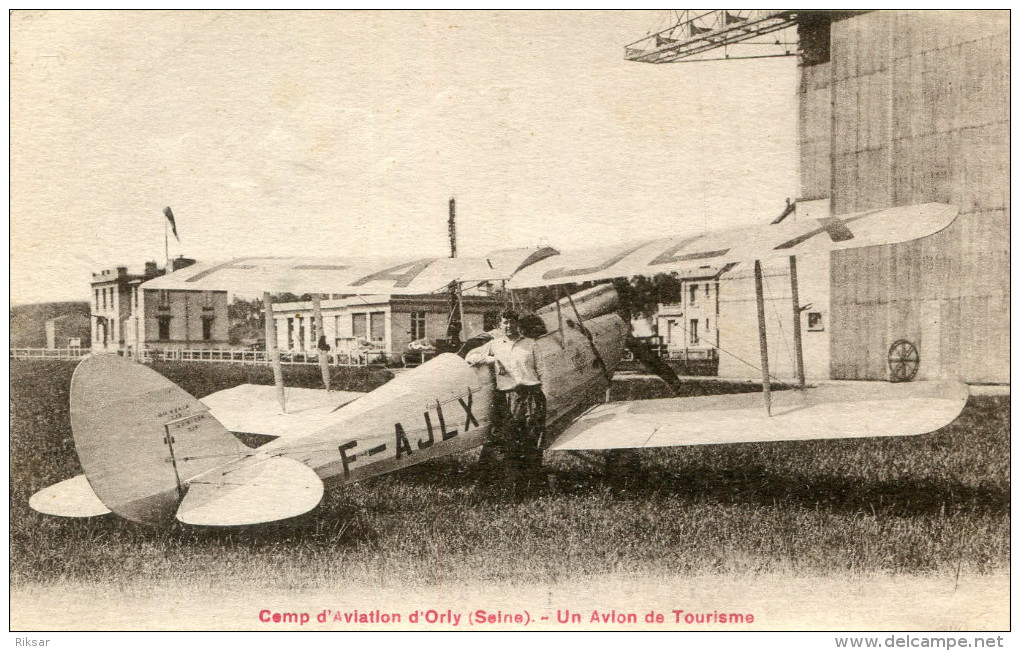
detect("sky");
top-left (10, 10), bottom-right (799, 305)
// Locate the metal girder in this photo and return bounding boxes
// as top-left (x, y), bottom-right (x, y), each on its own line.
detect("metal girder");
top-left (625, 10), bottom-right (799, 64)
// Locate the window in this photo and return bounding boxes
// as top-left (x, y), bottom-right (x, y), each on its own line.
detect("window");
top-left (102, 288), bottom-right (107, 310)
top-left (689, 319), bottom-right (699, 345)
top-left (133, 287), bottom-right (138, 310)
top-left (203, 291), bottom-right (214, 308)
top-left (297, 317), bottom-right (305, 350)
top-left (95, 289), bottom-right (100, 310)
top-left (158, 290), bottom-right (170, 308)
top-left (689, 284), bottom-right (698, 305)
top-left (370, 312), bottom-right (385, 342)
top-left (287, 318), bottom-right (295, 349)
top-left (202, 316), bottom-right (214, 341)
top-left (352, 313), bottom-right (367, 340)
top-left (158, 316), bottom-right (171, 341)
top-left (410, 311), bottom-right (426, 340)
top-left (807, 312), bottom-right (824, 332)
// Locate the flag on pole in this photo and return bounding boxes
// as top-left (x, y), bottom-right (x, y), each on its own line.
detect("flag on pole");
top-left (163, 206), bottom-right (179, 242)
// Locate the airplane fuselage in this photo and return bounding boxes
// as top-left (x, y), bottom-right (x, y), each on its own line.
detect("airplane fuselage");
top-left (31, 287), bottom-right (629, 525)
top-left (259, 311), bottom-right (628, 486)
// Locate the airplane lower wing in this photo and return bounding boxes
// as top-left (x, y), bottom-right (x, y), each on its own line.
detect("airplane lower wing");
top-left (201, 384), bottom-right (364, 439)
top-left (549, 381), bottom-right (969, 451)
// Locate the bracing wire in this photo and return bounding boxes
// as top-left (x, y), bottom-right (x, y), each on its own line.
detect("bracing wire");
top-left (668, 313), bottom-right (786, 384)
top-left (761, 270), bottom-right (795, 373)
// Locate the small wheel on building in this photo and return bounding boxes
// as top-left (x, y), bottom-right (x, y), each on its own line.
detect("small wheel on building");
top-left (887, 339), bottom-right (919, 382)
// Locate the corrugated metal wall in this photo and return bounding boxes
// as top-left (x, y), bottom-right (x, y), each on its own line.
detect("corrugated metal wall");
top-left (806, 10), bottom-right (1008, 383)
top-left (799, 62), bottom-right (832, 201)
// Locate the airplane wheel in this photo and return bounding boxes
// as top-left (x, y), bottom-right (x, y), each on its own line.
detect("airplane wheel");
top-left (888, 339), bottom-right (919, 382)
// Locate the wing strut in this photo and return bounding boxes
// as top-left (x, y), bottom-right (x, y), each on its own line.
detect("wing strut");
top-left (555, 286), bottom-right (566, 348)
top-left (457, 282), bottom-right (467, 338)
top-left (753, 260), bottom-right (772, 416)
top-left (311, 294), bottom-right (331, 391)
top-left (566, 291), bottom-right (613, 382)
top-left (626, 335), bottom-right (686, 396)
top-left (789, 255), bottom-right (806, 391)
top-left (263, 292), bottom-right (287, 413)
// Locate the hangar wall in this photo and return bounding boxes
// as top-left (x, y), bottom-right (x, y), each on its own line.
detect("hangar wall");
top-left (801, 10), bottom-right (1009, 383)
top-left (799, 62), bottom-right (832, 202)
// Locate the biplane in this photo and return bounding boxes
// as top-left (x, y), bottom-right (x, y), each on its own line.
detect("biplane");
top-left (30, 203), bottom-right (969, 526)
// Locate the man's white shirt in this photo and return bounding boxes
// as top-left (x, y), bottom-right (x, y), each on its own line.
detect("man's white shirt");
top-left (466, 335), bottom-right (542, 390)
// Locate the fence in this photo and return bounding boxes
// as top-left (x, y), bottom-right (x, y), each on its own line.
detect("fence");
top-left (662, 348), bottom-right (718, 362)
top-left (10, 347), bottom-right (395, 366)
top-left (12, 345), bottom-right (709, 368)
top-left (10, 347), bottom-right (90, 361)
top-left (158, 348), bottom-right (391, 366)
top-left (622, 346), bottom-right (719, 362)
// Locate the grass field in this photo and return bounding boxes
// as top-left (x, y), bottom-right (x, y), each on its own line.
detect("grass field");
top-left (9, 359), bottom-right (1009, 625)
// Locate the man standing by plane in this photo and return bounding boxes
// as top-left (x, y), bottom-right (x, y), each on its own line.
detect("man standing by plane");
top-left (466, 309), bottom-right (546, 495)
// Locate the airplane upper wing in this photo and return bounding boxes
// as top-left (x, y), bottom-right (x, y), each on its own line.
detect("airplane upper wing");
top-left (549, 381), bottom-right (968, 451)
top-left (140, 204), bottom-right (955, 293)
top-left (142, 255), bottom-right (497, 295)
top-left (142, 246), bottom-right (558, 295)
top-left (509, 203), bottom-right (957, 288)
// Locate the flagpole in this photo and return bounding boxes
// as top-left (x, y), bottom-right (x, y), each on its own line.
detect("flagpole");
top-left (165, 220), bottom-right (169, 273)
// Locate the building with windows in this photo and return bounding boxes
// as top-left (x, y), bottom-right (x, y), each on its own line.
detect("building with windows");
top-left (658, 280), bottom-right (719, 353)
top-left (143, 285), bottom-right (230, 353)
top-left (271, 294), bottom-right (502, 363)
top-left (655, 279), bottom-right (721, 375)
top-left (91, 258), bottom-right (229, 354)
top-left (91, 264), bottom-right (154, 354)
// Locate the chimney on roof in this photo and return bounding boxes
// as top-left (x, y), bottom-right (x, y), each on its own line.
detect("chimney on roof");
top-left (145, 261), bottom-right (159, 278)
top-left (172, 257), bottom-right (196, 271)
top-left (116, 266), bottom-right (128, 277)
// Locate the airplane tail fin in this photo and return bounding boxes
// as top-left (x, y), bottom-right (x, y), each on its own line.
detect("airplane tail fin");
top-left (31, 355), bottom-right (326, 526)
top-left (57, 355), bottom-right (255, 524)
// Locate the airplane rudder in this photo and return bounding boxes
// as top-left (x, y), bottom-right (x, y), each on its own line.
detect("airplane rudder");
top-left (69, 355), bottom-right (249, 524)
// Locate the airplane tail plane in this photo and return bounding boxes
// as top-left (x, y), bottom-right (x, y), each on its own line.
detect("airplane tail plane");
top-left (30, 354), bottom-right (324, 525)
